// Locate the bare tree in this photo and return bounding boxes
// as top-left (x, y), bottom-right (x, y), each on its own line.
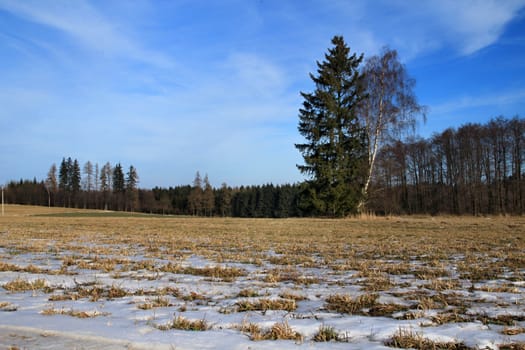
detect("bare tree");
top-left (358, 48), bottom-right (426, 211)
top-left (45, 164), bottom-right (58, 207)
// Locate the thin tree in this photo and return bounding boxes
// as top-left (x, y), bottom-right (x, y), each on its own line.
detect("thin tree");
top-left (126, 165), bottom-right (139, 212)
top-left (100, 162), bottom-right (112, 210)
top-left (45, 163), bottom-right (58, 207)
top-left (71, 159), bottom-right (81, 207)
top-left (188, 171), bottom-right (203, 216)
top-left (202, 174), bottom-right (215, 216)
top-left (358, 48), bottom-right (426, 211)
top-left (112, 163), bottom-right (125, 211)
top-left (295, 35), bottom-right (368, 217)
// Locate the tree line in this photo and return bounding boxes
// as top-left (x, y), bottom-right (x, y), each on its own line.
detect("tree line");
top-left (368, 116), bottom-right (525, 215)
top-left (4, 114), bottom-right (524, 218)
top-left (5, 157), bottom-right (140, 212)
top-left (4, 36), bottom-right (524, 217)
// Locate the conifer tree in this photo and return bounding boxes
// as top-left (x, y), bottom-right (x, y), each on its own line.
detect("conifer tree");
top-left (126, 165), bottom-right (139, 212)
top-left (188, 171), bottom-right (203, 216)
top-left (295, 35), bottom-right (368, 216)
top-left (202, 174), bottom-right (214, 216)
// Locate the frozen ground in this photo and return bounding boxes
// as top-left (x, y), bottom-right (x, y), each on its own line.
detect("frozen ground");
top-left (1, 241), bottom-right (525, 350)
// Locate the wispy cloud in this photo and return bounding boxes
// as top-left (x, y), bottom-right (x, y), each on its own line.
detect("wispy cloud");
top-left (0, 0), bottom-right (172, 68)
top-left (328, 0), bottom-right (525, 59)
top-left (432, 88), bottom-right (525, 115)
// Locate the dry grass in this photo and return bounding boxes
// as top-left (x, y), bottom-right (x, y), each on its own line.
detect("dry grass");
top-left (3, 278), bottom-right (47, 292)
top-left (41, 307), bottom-right (110, 318)
top-left (385, 328), bottom-right (472, 349)
top-left (312, 325), bottom-right (344, 342)
top-left (234, 298), bottom-right (297, 312)
top-left (246, 321), bottom-right (302, 342)
top-left (158, 315), bottom-right (209, 331)
top-left (325, 293), bottom-right (378, 314)
top-left (499, 344), bottom-right (525, 350)
top-left (2, 205), bottom-right (525, 346)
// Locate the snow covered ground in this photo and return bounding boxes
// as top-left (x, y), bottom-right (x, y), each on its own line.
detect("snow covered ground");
top-left (1, 242), bottom-right (525, 350)
top-left (1, 211), bottom-right (525, 349)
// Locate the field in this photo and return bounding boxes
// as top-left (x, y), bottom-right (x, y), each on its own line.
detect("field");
top-left (1, 205), bottom-right (525, 349)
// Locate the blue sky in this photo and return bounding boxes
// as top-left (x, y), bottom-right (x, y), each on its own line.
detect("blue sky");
top-left (1, 0), bottom-right (524, 188)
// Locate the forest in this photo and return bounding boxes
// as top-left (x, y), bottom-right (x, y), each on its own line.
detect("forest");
top-left (4, 115), bottom-right (524, 217)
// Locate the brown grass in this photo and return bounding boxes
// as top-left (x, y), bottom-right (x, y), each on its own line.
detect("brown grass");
top-left (158, 315), bottom-right (209, 331)
top-left (2, 205), bottom-right (525, 346)
top-left (325, 293), bottom-right (378, 314)
top-left (246, 321), bottom-right (302, 342)
top-left (385, 328), bottom-right (472, 349)
top-left (235, 298), bottom-right (297, 312)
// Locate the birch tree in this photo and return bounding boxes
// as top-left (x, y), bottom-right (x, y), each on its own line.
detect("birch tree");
top-left (358, 48), bottom-right (426, 211)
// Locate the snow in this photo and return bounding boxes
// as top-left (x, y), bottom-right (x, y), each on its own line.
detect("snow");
top-left (1, 244), bottom-right (524, 349)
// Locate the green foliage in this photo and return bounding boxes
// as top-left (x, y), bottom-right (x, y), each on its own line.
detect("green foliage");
top-left (295, 36), bottom-right (368, 216)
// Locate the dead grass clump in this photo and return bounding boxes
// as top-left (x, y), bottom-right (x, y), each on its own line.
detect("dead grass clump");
top-left (247, 321), bottom-right (302, 342)
top-left (325, 293), bottom-right (378, 314)
top-left (182, 291), bottom-right (209, 302)
top-left (368, 303), bottom-right (410, 317)
top-left (475, 283), bottom-right (521, 293)
top-left (235, 298), bottom-right (297, 312)
top-left (502, 327), bottom-right (525, 336)
top-left (422, 278), bottom-right (461, 291)
top-left (161, 264), bottom-right (246, 281)
top-left (75, 285), bottom-right (128, 301)
top-left (499, 344), bottom-right (525, 350)
top-left (459, 263), bottom-right (503, 282)
top-left (430, 310), bottom-right (471, 325)
top-left (3, 278), bottom-right (47, 292)
top-left (237, 288), bottom-right (259, 298)
top-left (159, 315), bottom-right (209, 331)
top-left (137, 296), bottom-right (172, 310)
top-left (477, 314), bottom-right (525, 326)
top-left (360, 275), bottom-right (395, 292)
top-left (264, 267), bottom-right (301, 283)
top-left (312, 325), bottom-right (343, 342)
top-left (41, 308), bottom-right (109, 318)
top-left (385, 328), bottom-right (472, 349)
top-left (279, 291), bottom-right (307, 301)
top-left (0, 262), bottom-right (44, 273)
top-left (0, 301), bottom-right (17, 312)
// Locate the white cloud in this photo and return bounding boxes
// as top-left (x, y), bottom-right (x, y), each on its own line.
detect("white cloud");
top-left (432, 88), bottom-right (525, 115)
top-left (0, 0), bottom-right (173, 68)
top-left (427, 0), bottom-right (525, 55)
top-left (328, 0), bottom-right (525, 59)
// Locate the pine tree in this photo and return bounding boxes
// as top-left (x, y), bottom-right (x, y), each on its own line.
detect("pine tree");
top-left (202, 174), bottom-right (215, 216)
top-left (295, 35), bottom-right (367, 217)
top-left (188, 171), bottom-right (203, 216)
top-left (126, 165), bottom-right (139, 212)
top-left (112, 163), bottom-right (125, 210)
top-left (71, 159), bottom-right (81, 207)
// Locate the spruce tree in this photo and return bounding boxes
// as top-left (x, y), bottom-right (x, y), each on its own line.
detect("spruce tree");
top-left (295, 36), bottom-right (367, 217)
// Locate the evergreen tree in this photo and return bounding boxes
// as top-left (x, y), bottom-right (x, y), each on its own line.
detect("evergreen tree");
top-left (217, 182), bottom-right (232, 217)
top-left (202, 174), bottom-right (214, 216)
top-left (71, 159), bottom-right (81, 206)
top-left (112, 163), bottom-right (125, 210)
top-left (188, 171), bottom-right (203, 215)
top-left (126, 165), bottom-right (139, 212)
top-left (58, 158), bottom-right (69, 197)
top-left (295, 35), bottom-right (368, 216)
top-left (112, 163), bottom-right (125, 194)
